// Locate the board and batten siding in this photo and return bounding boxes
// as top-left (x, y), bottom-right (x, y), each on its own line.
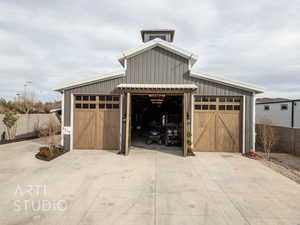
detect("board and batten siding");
top-left (63, 46), bottom-right (254, 152)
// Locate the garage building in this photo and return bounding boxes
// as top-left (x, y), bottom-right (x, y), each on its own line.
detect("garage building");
top-left (55, 29), bottom-right (263, 156)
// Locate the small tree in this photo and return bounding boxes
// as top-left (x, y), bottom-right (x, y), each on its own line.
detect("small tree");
top-left (38, 117), bottom-right (60, 149)
top-left (256, 121), bottom-right (277, 160)
top-left (2, 112), bottom-right (19, 140)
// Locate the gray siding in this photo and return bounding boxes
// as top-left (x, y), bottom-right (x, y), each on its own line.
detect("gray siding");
top-left (63, 46), bottom-right (254, 152)
top-left (126, 47), bottom-right (189, 84)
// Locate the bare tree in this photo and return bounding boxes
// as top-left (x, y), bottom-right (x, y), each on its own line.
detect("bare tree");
top-left (256, 120), bottom-right (277, 160)
top-left (19, 89), bottom-right (36, 114)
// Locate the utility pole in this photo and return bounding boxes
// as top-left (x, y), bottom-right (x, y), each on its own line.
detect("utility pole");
top-left (24, 81), bottom-right (32, 114)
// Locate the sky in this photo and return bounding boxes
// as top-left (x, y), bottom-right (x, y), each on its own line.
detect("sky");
top-left (0, 0), bottom-right (299, 102)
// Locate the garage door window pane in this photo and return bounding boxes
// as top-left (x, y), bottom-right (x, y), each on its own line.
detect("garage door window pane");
top-left (219, 105), bottom-right (226, 110)
top-left (113, 96), bottom-right (120, 101)
top-left (234, 98), bottom-right (240, 102)
top-left (202, 105), bottom-right (209, 110)
top-left (194, 105), bottom-right (201, 110)
top-left (75, 104), bottom-right (81, 108)
top-left (113, 104), bottom-right (119, 109)
top-left (99, 104), bottom-right (105, 109)
top-left (90, 104), bottom-right (96, 109)
top-left (194, 96), bottom-right (202, 102)
top-left (234, 105), bottom-right (240, 110)
top-left (226, 105), bottom-right (233, 110)
top-left (106, 104), bottom-right (112, 109)
top-left (83, 104), bottom-right (89, 109)
top-left (99, 96), bottom-right (106, 101)
top-left (210, 97), bottom-right (216, 102)
top-left (202, 97), bottom-right (209, 102)
top-left (75, 96), bottom-right (82, 101)
top-left (209, 105), bottom-right (216, 110)
top-left (227, 97), bottom-right (233, 102)
top-left (90, 96), bottom-right (96, 101)
top-left (219, 97), bottom-right (226, 102)
top-left (82, 96), bottom-right (89, 101)
top-left (106, 96), bottom-right (112, 101)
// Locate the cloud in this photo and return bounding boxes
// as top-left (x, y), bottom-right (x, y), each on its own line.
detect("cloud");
top-left (0, 0), bottom-right (299, 101)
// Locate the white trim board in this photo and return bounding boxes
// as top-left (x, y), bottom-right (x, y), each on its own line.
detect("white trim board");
top-left (70, 94), bottom-right (74, 151)
top-left (118, 83), bottom-right (197, 89)
top-left (252, 92), bottom-right (256, 152)
top-left (61, 91), bottom-right (64, 146)
top-left (190, 72), bottom-right (264, 94)
top-left (242, 95), bottom-right (246, 154)
top-left (118, 38), bottom-right (198, 67)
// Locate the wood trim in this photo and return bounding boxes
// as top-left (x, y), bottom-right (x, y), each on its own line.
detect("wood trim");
top-left (121, 89), bottom-right (196, 94)
top-left (194, 102), bottom-right (240, 105)
top-left (119, 94), bottom-right (123, 153)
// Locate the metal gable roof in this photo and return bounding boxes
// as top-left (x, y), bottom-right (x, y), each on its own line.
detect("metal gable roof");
top-left (53, 70), bottom-right (125, 92)
top-left (54, 70), bottom-right (264, 94)
top-left (118, 38), bottom-right (198, 67)
top-left (190, 71), bottom-right (264, 94)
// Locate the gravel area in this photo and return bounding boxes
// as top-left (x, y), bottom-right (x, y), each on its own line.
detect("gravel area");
top-left (257, 151), bottom-right (300, 184)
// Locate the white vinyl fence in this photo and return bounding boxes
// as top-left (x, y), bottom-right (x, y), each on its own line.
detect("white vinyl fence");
top-left (0, 114), bottom-right (60, 141)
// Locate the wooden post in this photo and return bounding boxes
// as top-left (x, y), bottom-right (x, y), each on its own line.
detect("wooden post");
top-left (183, 93), bottom-right (188, 157)
top-left (125, 92), bottom-right (131, 155)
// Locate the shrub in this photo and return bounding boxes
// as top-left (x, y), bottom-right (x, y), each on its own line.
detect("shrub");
top-left (2, 112), bottom-right (19, 140)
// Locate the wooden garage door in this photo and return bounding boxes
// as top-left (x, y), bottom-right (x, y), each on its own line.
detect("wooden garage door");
top-left (193, 96), bottom-right (241, 152)
top-left (74, 95), bottom-right (120, 150)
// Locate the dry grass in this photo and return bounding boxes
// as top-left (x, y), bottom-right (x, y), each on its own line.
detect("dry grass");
top-left (256, 151), bottom-right (300, 184)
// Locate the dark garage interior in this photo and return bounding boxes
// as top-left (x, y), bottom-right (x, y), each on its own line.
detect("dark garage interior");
top-left (131, 94), bottom-right (183, 149)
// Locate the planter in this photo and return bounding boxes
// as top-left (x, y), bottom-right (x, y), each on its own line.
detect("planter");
top-left (245, 151), bottom-right (258, 159)
top-left (36, 145), bottom-right (68, 161)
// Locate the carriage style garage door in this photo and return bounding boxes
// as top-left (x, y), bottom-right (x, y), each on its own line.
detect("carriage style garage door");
top-left (193, 96), bottom-right (241, 152)
top-left (73, 95), bottom-right (120, 150)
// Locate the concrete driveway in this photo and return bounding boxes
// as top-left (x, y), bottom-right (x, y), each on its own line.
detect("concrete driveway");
top-left (0, 139), bottom-right (300, 225)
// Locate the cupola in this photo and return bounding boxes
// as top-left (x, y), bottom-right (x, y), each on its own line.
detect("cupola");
top-left (140, 29), bottom-right (175, 42)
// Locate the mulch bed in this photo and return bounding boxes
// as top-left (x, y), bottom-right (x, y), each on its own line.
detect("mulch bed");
top-left (0, 136), bottom-right (39, 145)
top-left (35, 146), bottom-right (68, 161)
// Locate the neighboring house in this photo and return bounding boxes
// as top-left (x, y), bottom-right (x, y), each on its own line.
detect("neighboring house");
top-left (256, 99), bottom-right (300, 128)
top-left (54, 29), bottom-right (263, 156)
